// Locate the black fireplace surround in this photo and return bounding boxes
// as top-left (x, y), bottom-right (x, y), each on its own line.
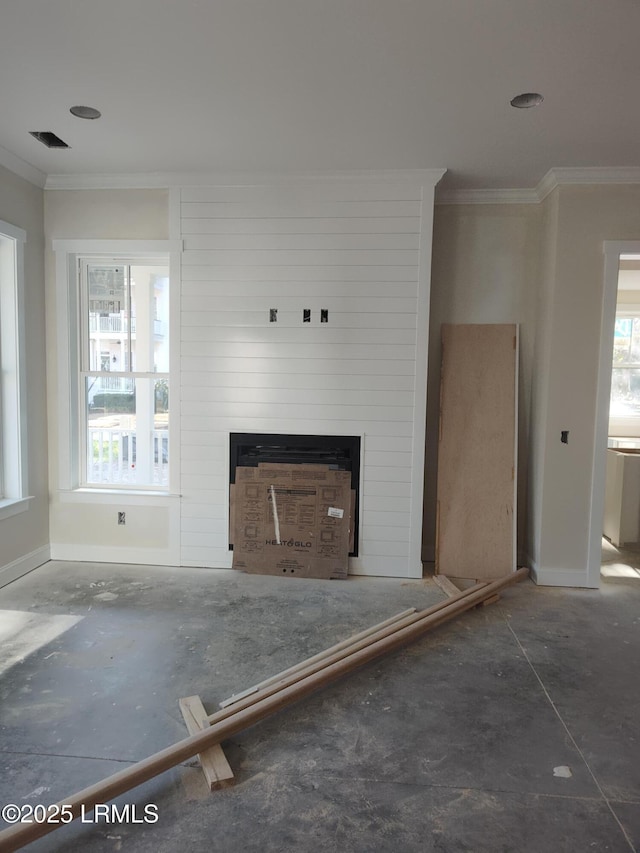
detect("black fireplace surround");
top-left (229, 432), bottom-right (361, 556)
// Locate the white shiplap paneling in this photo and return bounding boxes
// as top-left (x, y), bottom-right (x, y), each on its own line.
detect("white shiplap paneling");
top-left (181, 265), bottom-right (417, 282)
top-left (179, 178), bottom-right (438, 576)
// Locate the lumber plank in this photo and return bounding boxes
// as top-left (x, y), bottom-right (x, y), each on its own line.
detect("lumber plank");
top-left (433, 574), bottom-right (462, 598)
top-left (219, 607), bottom-right (417, 708)
top-left (0, 568), bottom-right (528, 852)
top-left (179, 695), bottom-right (235, 790)
top-left (211, 585), bottom-right (490, 722)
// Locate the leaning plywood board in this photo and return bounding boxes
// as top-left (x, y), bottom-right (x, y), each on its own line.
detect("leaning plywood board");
top-left (436, 324), bottom-right (517, 580)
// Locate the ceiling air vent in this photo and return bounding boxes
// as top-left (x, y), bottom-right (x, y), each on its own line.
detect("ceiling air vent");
top-left (29, 131), bottom-right (70, 149)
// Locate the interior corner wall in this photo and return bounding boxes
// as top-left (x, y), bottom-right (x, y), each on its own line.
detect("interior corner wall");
top-left (532, 184), bottom-right (640, 587)
top-left (0, 165), bottom-right (49, 584)
top-left (423, 202), bottom-right (541, 566)
top-left (526, 189), bottom-right (559, 579)
top-left (44, 189), bottom-right (175, 564)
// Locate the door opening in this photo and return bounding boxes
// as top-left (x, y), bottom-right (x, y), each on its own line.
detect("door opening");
top-left (592, 244), bottom-right (640, 585)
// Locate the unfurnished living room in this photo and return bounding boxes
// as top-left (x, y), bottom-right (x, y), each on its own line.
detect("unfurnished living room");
top-left (0, 2), bottom-right (639, 852)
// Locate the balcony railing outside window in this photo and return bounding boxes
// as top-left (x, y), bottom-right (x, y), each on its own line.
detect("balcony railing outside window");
top-left (88, 428), bottom-right (169, 486)
top-left (89, 314), bottom-right (137, 334)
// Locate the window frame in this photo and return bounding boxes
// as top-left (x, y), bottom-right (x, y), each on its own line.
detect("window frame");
top-left (0, 219), bottom-right (30, 519)
top-left (53, 240), bottom-right (177, 495)
top-left (78, 257), bottom-right (170, 490)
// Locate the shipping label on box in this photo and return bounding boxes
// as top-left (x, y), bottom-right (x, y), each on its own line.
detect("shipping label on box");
top-left (232, 464), bottom-right (351, 579)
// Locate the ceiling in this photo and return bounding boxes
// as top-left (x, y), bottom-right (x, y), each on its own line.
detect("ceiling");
top-left (2, 0), bottom-right (639, 192)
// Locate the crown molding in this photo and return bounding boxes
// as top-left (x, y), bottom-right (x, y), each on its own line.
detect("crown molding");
top-left (26, 164), bottom-right (640, 200)
top-left (437, 167), bottom-right (640, 206)
top-left (534, 169), bottom-right (558, 202)
top-left (45, 172), bottom-right (171, 190)
top-left (44, 168), bottom-right (447, 191)
top-left (537, 167), bottom-right (640, 201)
top-left (549, 166), bottom-right (640, 186)
top-left (435, 187), bottom-right (539, 205)
top-left (0, 145), bottom-right (46, 188)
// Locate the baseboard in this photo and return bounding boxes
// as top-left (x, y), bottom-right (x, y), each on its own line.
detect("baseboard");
top-left (347, 556), bottom-right (413, 578)
top-left (0, 545), bottom-right (50, 589)
top-left (529, 561), bottom-right (597, 589)
top-left (49, 543), bottom-right (179, 566)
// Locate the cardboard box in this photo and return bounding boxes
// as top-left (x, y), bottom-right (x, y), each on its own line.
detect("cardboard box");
top-left (231, 463), bottom-right (351, 579)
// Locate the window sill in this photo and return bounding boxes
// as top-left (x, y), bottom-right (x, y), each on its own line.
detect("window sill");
top-left (0, 496), bottom-right (33, 521)
top-left (58, 489), bottom-right (180, 506)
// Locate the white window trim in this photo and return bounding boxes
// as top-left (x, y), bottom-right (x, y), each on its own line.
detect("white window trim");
top-left (0, 219), bottom-right (29, 513)
top-left (53, 239), bottom-right (180, 495)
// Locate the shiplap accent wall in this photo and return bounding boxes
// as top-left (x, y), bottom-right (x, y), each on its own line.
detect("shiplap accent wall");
top-left (177, 173), bottom-right (442, 577)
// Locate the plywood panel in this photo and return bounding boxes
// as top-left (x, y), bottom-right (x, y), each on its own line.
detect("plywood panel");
top-left (436, 324), bottom-right (517, 580)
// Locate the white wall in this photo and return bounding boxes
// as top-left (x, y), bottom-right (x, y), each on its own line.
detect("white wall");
top-left (531, 185), bottom-right (640, 586)
top-left (44, 177), bottom-right (439, 577)
top-left (44, 190), bottom-right (177, 563)
top-left (427, 189), bottom-right (640, 588)
top-left (41, 180), bottom-right (640, 588)
top-left (0, 165), bottom-right (49, 584)
top-left (424, 202), bottom-right (542, 565)
top-left (178, 176), bottom-right (439, 577)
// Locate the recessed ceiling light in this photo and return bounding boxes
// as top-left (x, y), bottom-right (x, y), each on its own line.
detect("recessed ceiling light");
top-left (70, 105), bottom-right (101, 120)
top-left (510, 92), bottom-right (544, 109)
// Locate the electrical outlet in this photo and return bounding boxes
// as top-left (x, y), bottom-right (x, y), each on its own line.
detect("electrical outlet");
top-left (118, 511), bottom-right (126, 525)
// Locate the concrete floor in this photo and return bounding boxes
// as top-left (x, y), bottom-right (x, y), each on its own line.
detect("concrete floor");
top-left (0, 556), bottom-right (638, 853)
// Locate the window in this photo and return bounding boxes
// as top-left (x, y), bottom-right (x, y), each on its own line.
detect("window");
top-left (0, 219), bottom-right (28, 514)
top-left (610, 311), bottom-right (640, 422)
top-left (79, 258), bottom-right (170, 488)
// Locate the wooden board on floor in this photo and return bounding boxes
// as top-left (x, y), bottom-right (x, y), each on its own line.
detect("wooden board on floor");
top-left (433, 574), bottom-right (461, 597)
top-left (179, 695), bottom-right (235, 790)
top-left (436, 324), bottom-right (517, 580)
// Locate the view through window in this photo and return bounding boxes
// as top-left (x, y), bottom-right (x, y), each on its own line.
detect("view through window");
top-left (611, 313), bottom-right (640, 420)
top-left (81, 260), bottom-right (169, 488)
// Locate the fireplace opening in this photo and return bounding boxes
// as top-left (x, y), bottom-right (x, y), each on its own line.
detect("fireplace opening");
top-left (229, 432), bottom-right (361, 556)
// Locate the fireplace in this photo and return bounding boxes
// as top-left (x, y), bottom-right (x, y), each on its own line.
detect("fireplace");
top-left (229, 433), bottom-right (361, 556)
top-left (175, 172), bottom-right (441, 577)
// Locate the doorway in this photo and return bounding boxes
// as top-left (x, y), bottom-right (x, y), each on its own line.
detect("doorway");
top-left (591, 242), bottom-right (640, 585)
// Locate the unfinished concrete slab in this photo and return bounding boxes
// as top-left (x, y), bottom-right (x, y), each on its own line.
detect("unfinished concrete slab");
top-left (0, 561), bottom-right (637, 852)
